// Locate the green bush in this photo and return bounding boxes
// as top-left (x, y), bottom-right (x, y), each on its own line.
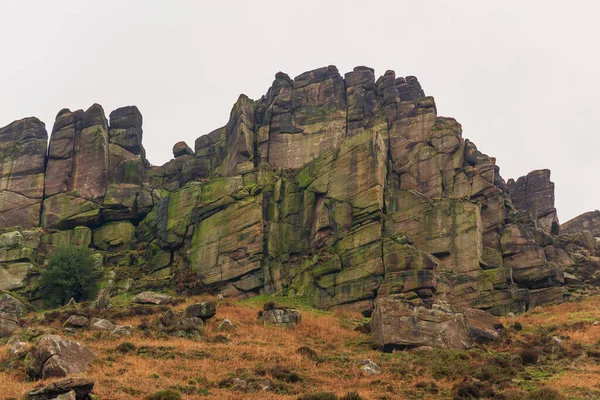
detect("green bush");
top-left (38, 245), bottom-right (99, 307)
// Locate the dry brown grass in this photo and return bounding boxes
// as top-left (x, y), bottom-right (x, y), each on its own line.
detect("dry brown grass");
top-left (0, 296), bottom-right (415, 399)
top-left (3, 294), bottom-right (600, 399)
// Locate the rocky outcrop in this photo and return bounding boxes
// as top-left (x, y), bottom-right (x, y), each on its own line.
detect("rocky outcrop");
top-left (561, 211), bottom-right (600, 238)
top-left (0, 65), bottom-right (578, 318)
top-left (508, 170), bottom-right (559, 234)
top-left (0, 118), bottom-right (47, 229)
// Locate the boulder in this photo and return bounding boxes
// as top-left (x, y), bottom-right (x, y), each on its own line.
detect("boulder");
top-left (173, 141), bottom-right (194, 158)
top-left (371, 296), bottom-right (471, 350)
top-left (359, 359), bottom-right (382, 375)
top-left (63, 315), bottom-right (89, 328)
top-left (182, 301), bottom-right (217, 321)
top-left (111, 325), bottom-right (134, 337)
top-left (89, 318), bottom-right (114, 331)
top-left (24, 377), bottom-right (95, 400)
top-left (132, 291), bottom-right (172, 305)
top-left (217, 319), bottom-right (234, 331)
top-left (259, 308), bottom-right (302, 327)
top-left (92, 221), bottom-right (135, 251)
top-left (25, 334), bottom-right (96, 379)
top-left (464, 308), bottom-right (504, 343)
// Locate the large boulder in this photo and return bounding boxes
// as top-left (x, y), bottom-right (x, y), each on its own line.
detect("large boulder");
top-left (25, 334), bottom-right (96, 379)
top-left (24, 377), bottom-right (95, 400)
top-left (370, 296), bottom-right (472, 350)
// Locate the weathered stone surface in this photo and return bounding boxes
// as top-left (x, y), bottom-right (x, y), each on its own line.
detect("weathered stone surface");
top-left (131, 291), bottom-right (172, 305)
top-left (183, 301), bottom-right (216, 321)
top-left (465, 308), bottom-right (504, 343)
top-left (371, 296), bottom-right (471, 350)
top-left (0, 118), bottom-right (47, 229)
top-left (111, 325), bottom-right (134, 336)
top-left (63, 315), bottom-right (89, 328)
top-left (92, 221), bottom-right (135, 251)
top-left (259, 308), bottom-right (302, 327)
top-left (0, 262), bottom-right (33, 290)
top-left (89, 318), bottom-right (114, 331)
top-left (508, 170), bottom-right (559, 234)
top-left (24, 377), bottom-right (95, 400)
top-left (561, 210), bottom-right (600, 238)
top-left (173, 141), bottom-right (193, 158)
top-left (0, 66), bottom-right (572, 319)
top-left (25, 334), bottom-right (96, 379)
top-left (0, 292), bottom-right (26, 317)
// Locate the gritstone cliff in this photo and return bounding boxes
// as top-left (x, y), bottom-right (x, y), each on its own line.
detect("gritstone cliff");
top-left (1, 65), bottom-right (592, 316)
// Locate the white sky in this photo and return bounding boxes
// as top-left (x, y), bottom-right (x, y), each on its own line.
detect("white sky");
top-left (1, 0), bottom-right (598, 222)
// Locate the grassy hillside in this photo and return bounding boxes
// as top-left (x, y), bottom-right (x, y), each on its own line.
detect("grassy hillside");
top-left (2, 294), bottom-right (600, 399)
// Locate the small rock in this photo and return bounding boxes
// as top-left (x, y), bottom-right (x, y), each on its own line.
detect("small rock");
top-left (132, 291), bottom-right (172, 305)
top-left (216, 294), bottom-right (224, 300)
top-left (359, 359), bottom-right (382, 375)
top-left (259, 308), bottom-right (302, 327)
top-left (111, 325), bottom-right (134, 337)
top-left (63, 315), bottom-right (88, 328)
top-left (507, 312), bottom-right (516, 318)
top-left (592, 321), bottom-right (599, 326)
top-left (217, 319), bottom-right (234, 332)
top-left (232, 378), bottom-right (248, 391)
top-left (183, 302), bottom-right (217, 321)
top-left (257, 379), bottom-right (272, 391)
top-left (25, 377), bottom-right (95, 400)
top-left (89, 318), bottom-right (114, 331)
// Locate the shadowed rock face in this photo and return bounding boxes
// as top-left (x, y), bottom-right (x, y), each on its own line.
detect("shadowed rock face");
top-left (0, 65), bottom-right (573, 317)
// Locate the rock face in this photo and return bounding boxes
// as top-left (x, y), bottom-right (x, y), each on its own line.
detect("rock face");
top-left (25, 334), bottom-right (96, 379)
top-left (0, 65), bottom-right (577, 319)
top-left (0, 293), bottom-right (25, 338)
top-left (561, 211), bottom-right (600, 238)
top-left (0, 118), bottom-right (47, 229)
top-left (508, 170), bottom-right (559, 234)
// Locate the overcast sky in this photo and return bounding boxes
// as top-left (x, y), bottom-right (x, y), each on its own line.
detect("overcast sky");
top-left (1, 1), bottom-right (598, 222)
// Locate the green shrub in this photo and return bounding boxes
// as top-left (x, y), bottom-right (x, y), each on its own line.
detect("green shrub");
top-left (297, 393), bottom-right (338, 400)
top-left (38, 245), bottom-right (99, 307)
top-left (145, 390), bottom-right (183, 400)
